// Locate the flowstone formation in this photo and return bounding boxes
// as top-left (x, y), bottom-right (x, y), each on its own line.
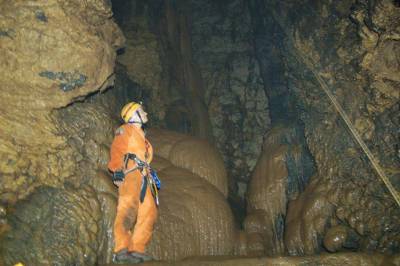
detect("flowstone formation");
top-left (148, 128), bottom-right (228, 196)
top-left (0, 0), bottom-right (123, 205)
top-left (1, 0), bottom-right (399, 264)
top-left (0, 128), bottom-right (237, 264)
top-left (249, 0), bottom-right (400, 255)
top-left (147, 128), bottom-right (235, 260)
top-left (189, 0), bottom-right (271, 203)
top-left (132, 252), bottom-right (398, 266)
top-left (0, 65), bottom-right (133, 265)
top-left (0, 177), bottom-right (116, 266)
top-left (244, 124), bottom-right (314, 256)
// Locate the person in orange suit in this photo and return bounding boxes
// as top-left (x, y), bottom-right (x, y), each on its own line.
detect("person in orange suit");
top-left (108, 102), bottom-right (157, 264)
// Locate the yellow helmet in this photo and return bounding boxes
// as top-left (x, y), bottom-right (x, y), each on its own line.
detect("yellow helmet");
top-left (121, 102), bottom-right (141, 123)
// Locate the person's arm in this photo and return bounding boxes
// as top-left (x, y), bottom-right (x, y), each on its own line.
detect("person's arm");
top-left (108, 126), bottom-right (129, 186)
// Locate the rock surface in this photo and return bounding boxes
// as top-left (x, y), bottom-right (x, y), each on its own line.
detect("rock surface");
top-left (148, 128), bottom-right (228, 197)
top-left (246, 124), bottom-right (314, 255)
top-left (148, 164), bottom-right (235, 260)
top-left (146, 129), bottom-right (235, 259)
top-left (104, 252), bottom-right (399, 266)
top-left (1, 0), bottom-right (399, 264)
top-left (0, 129), bottom-right (236, 264)
top-left (0, 178), bottom-right (115, 266)
top-left (249, 0), bottom-right (400, 254)
top-left (189, 0), bottom-right (271, 200)
top-left (0, 0), bottom-right (123, 205)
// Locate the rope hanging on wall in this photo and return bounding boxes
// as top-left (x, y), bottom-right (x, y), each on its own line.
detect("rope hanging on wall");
top-left (271, 12), bottom-right (400, 208)
top-left (298, 53), bottom-right (400, 208)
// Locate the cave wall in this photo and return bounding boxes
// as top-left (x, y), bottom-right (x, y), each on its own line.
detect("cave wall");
top-left (248, 0), bottom-right (400, 254)
top-left (1, 181), bottom-right (116, 266)
top-left (1, 0), bottom-right (398, 263)
top-left (112, 0), bottom-right (215, 141)
top-left (0, 1), bottom-right (127, 263)
top-left (246, 124), bottom-right (315, 256)
top-left (188, 0), bottom-right (271, 203)
top-left (0, 61), bottom-right (138, 265)
top-left (0, 0), bottom-right (123, 205)
top-left (112, 0), bottom-right (165, 126)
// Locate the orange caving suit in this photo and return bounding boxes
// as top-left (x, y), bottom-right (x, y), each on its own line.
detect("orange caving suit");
top-left (108, 124), bottom-right (157, 253)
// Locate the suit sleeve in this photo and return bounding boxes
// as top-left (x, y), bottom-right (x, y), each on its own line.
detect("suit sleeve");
top-left (108, 128), bottom-right (129, 172)
top-left (148, 141), bottom-right (154, 163)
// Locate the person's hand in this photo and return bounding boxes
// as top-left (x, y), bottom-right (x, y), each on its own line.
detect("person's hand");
top-left (113, 180), bottom-right (123, 187)
top-left (112, 170), bottom-right (125, 187)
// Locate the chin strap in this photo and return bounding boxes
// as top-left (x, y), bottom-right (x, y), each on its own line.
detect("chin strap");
top-left (128, 111), bottom-right (146, 134)
top-left (128, 110), bottom-right (144, 125)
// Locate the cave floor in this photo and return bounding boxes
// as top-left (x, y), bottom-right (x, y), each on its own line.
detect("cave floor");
top-left (105, 252), bottom-right (400, 266)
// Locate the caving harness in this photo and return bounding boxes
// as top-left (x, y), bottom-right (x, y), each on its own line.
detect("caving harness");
top-left (122, 153), bottom-right (161, 206)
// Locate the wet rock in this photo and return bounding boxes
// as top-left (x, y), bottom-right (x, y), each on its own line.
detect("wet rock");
top-left (233, 231), bottom-right (248, 256)
top-left (90, 171), bottom-right (118, 264)
top-left (147, 164), bottom-right (236, 260)
top-left (0, 185), bottom-right (105, 265)
top-left (252, 0), bottom-right (400, 255)
top-left (39, 70), bottom-right (87, 92)
top-left (190, 0), bottom-right (271, 198)
top-left (323, 225), bottom-right (361, 252)
top-left (0, 0), bottom-right (123, 204)
top-left (0, 172), bottom-right (117, 265)
top-left (35, 10), bottom-right (48, 22)
top-left (246, 124), bottom-right (315, 255)
top-left (0, 206), bottom-right (6, 217)
top-left (0, 205), bottom-right (9, 237)
top-left (285, 178), bottom-right (335, 255)
top-left (148, 128), bottom-right (228, 197)
top-left (150, 155), bottom-right (173, 172)
top-left (143, 130), bottom-right (236, 260)
top-left (246, 232), bottom-right (265, 256)
top-left (0, 128), bottom-right (236, 263)
top-left (112, 1), bottom-right (163, 124)
top-left (104, 252), bottom-right (399, 266)
top-left (54, 87), bottom-right (125, 187)
top-left (168, 138), bottom-right (228, 197)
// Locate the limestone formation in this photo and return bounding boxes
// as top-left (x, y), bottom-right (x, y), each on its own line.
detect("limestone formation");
top-left (284, 177), bottom-right (335, 255)
top-left (323, 225), bottom-right (360, 253)
top-left (0, 0), bottom-right (123, 204)
top-left (245, 125), bottom-right (314, 256)
top-left (0, 129), bottom-right (236, 264)
top-left (250, 0), bottom-right (400, 254)
top-left (148, 128), bottom-right (228, 197)
top-left (148, 163), bottom-right (235, 260)
top-left (1, 0), bottom-right (399, 264)
top-left (190, 0), bottom-right (271, 198)
top-left (118, 252), bottom-right (399, 266)
top-left (146, 129), bottom-right (235, 260)
top-left (0, 182), bottom-right (114, 266)
top-left (113, 1), bottom-right (164, 122)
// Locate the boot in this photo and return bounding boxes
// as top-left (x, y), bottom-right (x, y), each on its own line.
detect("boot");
top-left (129, 252), bottom-right (153, 262)
top-left (113, 249), bottom-right (143, 264)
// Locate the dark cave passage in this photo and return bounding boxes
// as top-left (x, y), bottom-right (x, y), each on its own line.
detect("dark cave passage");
top-left (0, 0), bottom-right (399, 265)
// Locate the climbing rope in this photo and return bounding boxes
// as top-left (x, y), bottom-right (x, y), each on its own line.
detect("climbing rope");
top-left (271, 11), bottom-right (400, 208)
top-left (298, 53), bottom-right (400, 208)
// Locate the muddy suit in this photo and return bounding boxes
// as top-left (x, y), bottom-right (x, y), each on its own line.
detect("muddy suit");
top-left (108, 123), bottom-right (157, 253)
